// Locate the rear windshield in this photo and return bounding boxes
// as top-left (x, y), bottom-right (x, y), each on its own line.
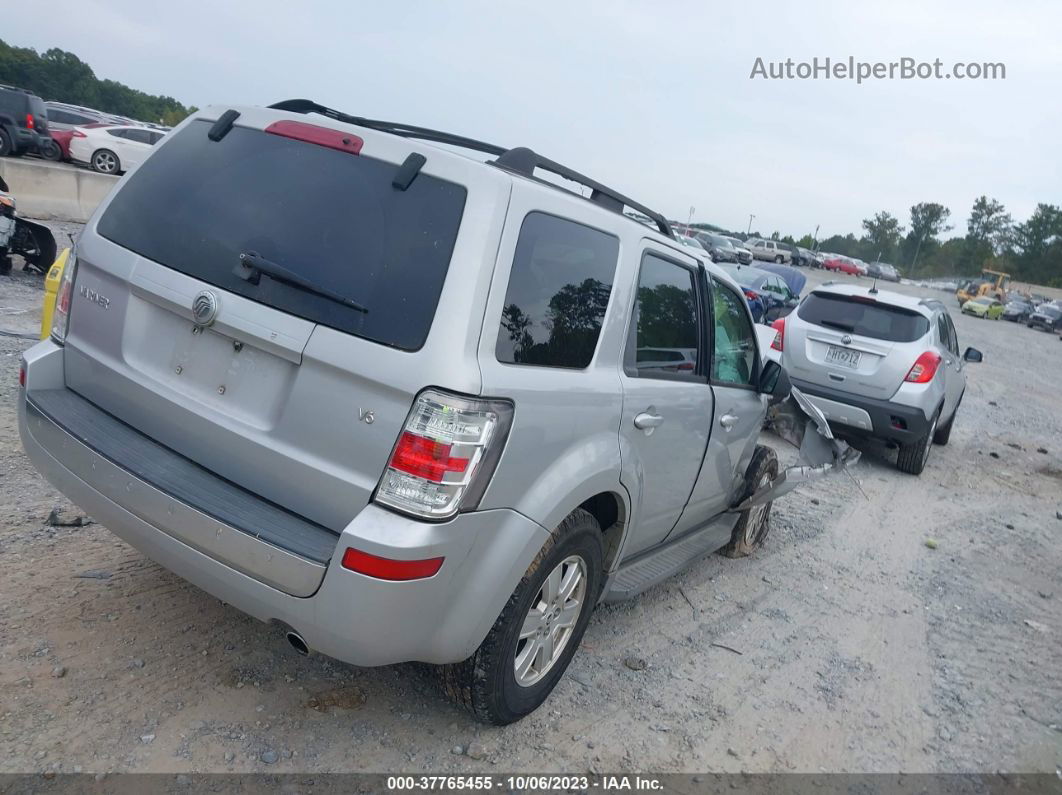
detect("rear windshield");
top-left (797, 292), bottom-right (930, 342)
top-left (97, 119), bottom-right (467, 350)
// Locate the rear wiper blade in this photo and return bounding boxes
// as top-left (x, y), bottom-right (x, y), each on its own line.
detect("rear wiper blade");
top-left (819, 320), bottom-right (855, 331)
top-left (235, 251), bottom-right (368, 314)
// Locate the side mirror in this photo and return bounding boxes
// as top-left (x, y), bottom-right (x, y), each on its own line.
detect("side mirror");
top-left (758, 360), bottom-right (792, 405)
top-left (963, 347), bottom-right (983, 363)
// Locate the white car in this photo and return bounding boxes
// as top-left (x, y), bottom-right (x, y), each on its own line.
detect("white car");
top-left (68, 125), bottom-right (166, 175)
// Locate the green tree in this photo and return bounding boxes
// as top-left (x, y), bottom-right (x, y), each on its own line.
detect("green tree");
top-left (0, 39), bottom-right (195, 124)
top-left (861, 211), bottom-right (904, 262)
top-left (902, 202), bottom-right (952, 273)
top-left (961, 196), bottom-right (1012, 272)
top-left (1012, 204), bottom-right (1062, 286)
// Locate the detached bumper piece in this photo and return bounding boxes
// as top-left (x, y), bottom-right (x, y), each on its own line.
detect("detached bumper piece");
top-left (734, 387), bottom-right (860, 511)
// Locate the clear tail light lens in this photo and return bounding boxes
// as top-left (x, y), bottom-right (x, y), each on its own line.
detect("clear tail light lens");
top-left (50, 253), bottom-right (78, 345)
top-left (770, 317), bottom-right (785, 351)
top-left (904, 351), bottom-right (941, 383)
top-left (374, 389), bottom-right (514, 520)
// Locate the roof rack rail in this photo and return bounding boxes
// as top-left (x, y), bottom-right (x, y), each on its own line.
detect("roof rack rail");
top-left (269, 99), bottom-right (674, 239)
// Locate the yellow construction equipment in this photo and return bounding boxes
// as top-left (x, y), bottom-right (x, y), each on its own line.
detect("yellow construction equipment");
top-left (956, 268), bottom-right (1010, 306)
top-left (40, 247), bottom-right (70, 340)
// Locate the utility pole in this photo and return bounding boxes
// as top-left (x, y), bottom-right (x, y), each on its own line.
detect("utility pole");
top-left (812, 224), bottom-right (820, 250)
top-left (747, 214), bottom-right (755, 235)
top-left (686, 206), bottom-right (695, 235)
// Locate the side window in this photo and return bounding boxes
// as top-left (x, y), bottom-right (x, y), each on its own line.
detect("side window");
top-left (126, 129), bottom-right (152, 144)
top-left (936, 314), bottom-right (950, 349)
top-left (710, 277), bottom-right (758, 386)
top-left (627, 253), bottom-right (700, 379)
top-left (148, 132), bottom-right (164, 145)
top-left (107, 129), bottom-right (126, 139)
top-left (945, 314), bottom-right (960, 356)
top-left (495, 212), bottom-right (619, 369)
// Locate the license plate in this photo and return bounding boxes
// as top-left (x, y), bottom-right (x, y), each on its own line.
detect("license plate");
top-left (825, 345), bottom-right (861, 369)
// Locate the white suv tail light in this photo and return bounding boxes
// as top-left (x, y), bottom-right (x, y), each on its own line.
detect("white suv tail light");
top-left (50, 252), bottom-right (78, 345)
top-left (373, 389), bottom-right (514, 520)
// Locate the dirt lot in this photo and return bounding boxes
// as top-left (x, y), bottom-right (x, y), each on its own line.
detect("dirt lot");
top-left (1, 232), bottom-right (1060, 775)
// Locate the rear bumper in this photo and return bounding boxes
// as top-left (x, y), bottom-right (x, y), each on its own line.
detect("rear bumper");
top-left (790, 376), bottom-right (932, 444)
top-left (18, 341), bottom-right (550, 666)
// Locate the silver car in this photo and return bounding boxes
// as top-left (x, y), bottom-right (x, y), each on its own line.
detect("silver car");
top-left (19, 100), bottom-right (849, 723)
top-left (775, 284), bottom-right (982, 474)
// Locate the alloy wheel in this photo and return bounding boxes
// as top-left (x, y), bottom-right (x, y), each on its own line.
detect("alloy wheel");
top-left (514, 555), bottom-right (587, 687)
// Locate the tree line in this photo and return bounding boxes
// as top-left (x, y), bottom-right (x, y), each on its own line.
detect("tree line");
top-left (0, 39), bottom-right (195, 126)
top-left (693, 196), bottom-right (1061, 287)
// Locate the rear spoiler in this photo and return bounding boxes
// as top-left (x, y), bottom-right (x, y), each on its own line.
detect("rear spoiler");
top-left (732, 387), bottom-right (860, 511)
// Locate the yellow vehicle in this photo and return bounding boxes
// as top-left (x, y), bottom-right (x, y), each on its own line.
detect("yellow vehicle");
top-left (41, 248), bottom-right (71, 340)
top-left (956, 268), bottom-right (1010, 306)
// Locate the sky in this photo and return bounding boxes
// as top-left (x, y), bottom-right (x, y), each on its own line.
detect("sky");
top-left (5, 0), bottom-right (1060, 242)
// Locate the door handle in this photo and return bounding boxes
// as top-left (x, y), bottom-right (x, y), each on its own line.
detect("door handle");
top-left (719, 413), bottom-right (739, 430)
top-left (633, 412), bottom-right (664, 431)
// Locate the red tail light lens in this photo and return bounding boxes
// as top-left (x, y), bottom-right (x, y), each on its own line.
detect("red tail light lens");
top-left (904, 351), bottom-right (941, 383)
top-left (390, 432), bottom-right (470, 482)
top-left (71, 129), bottom-right (87, 138)
top-left (374, 389), bottom-right (514, 520)
top-left (51, 254), bottom-right (78, 345)
top-left (26, 113), bottom-right (34, 130)
top-left (743, 289), bottom-right (759, 302)
top-left (676, 361), bottom-right (695, 371)
top-left (770, 317), bottom-right (785, 351)
top-left (341, 547), bottom-right (444, 581)
top-left (19, 362), bottom-right (26, 388)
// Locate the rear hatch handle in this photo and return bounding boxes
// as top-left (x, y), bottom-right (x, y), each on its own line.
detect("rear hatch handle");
top-left (731, 386), bottom-right (860, 511)
top-left (235, 251), bottom-right (369, 314)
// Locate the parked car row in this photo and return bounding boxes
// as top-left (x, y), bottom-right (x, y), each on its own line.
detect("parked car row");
top-left (1, 83), bottom-right (169, 173)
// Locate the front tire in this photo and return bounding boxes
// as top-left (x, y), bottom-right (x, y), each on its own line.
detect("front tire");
top-left (933, 394), bottom-right (961, 446)
top-left (91, 148), bottom-right (120, 174)
top-left (0, 128), bottom-right (12, 157)
top-left (775, 255), bottom-right (784, 263)
top-left (721, 446), bottom-right (779, 558)
top-left (436, 508), bottom-right (603, 724)
top-left (897, 410), bottom-right (939, 475)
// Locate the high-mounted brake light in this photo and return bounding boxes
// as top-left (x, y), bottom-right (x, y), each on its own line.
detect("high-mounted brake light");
top-left (50, 253), bottom-right (78, 345)
top-left (770, 317), bottom-right (785, 351)
top-left (341, 547), bottom-right (444, 581)
top-left (265, 120), bottom-right (364, 155)
top-left (374, 389), bottom-right (514, 520)
top-left (904, 351), bottom-right (941, 383)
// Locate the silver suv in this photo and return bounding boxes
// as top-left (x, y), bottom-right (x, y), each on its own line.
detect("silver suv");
top-left (774, 283), bottom-right (982, 474)
top-left (19, 100), bottom-right (850, 723)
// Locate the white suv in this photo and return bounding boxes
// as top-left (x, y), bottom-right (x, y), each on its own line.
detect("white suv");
top-left (746, 238), bottom-right (791, 264)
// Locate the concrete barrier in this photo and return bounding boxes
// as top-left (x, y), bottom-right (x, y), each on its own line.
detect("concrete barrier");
top-left (0, 158), bottom-right (118, 224)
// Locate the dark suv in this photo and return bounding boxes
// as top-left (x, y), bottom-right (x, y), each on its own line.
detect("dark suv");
top-left (0, 85), bottom-right (50, 157)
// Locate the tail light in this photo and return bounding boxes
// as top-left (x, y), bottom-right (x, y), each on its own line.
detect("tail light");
top-left (71, 129), bottom-right (87, 138)
top-left (50, 253), bottom-right (78, 345)
top-left (743, 289), bottom-right (759, 302)
top-left (676, 361), bottom-right (695, 371)
top-left (18, 361), bottom-right (26, 389)
top-left (26, 113), bottom-right (34, 130)
top-left (904, 351), bottom-right (941, 383)
top-left (374, 389), bottom-right (514, 520)
top-left (770, 317), bottom-right (785, 351)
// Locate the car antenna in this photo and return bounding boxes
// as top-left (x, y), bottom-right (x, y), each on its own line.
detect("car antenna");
top-left (869, 280), bottom-right (879, 295)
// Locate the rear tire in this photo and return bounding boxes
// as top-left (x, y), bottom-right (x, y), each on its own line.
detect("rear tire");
top-left (91, 149), bottom-right (120, 174)
top-left (39, 139), bottom-right (62, 161)
top-left (775, 255), bottom-right (784, 263)
top-left (933, 394), bottom-right (961, 446)
top-left (897, 410), bottom-right (939, 475)
top-left (0, 128), bottom-right (11, 157)
top-left (435, 508), bottom-right (603, 725)
top-left (721, 445), bottom-right (779, 558)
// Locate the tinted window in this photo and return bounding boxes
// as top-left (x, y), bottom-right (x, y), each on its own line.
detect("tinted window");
top-left (106, 128), bottom-right (126, 138)
top-left (98, 120), bottom-right (467, 351)
top-left (711, 278), bottom-right (758, 385)
top-left (944, 314), bottom-right (959, 356)
top-left (629, 254), bottom-right (699, 378)
top-left (125, 128), bottom-right (153, 144)
top-left (495, 213), bottom-right (618, 368)
top-left (797, 292), bottom-right (930, 342)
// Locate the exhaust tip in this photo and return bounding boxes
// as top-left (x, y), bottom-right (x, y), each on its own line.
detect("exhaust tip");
top-left (286, 631), bottom-right (309, 656)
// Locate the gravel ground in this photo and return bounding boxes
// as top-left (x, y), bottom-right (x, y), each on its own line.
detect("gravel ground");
top-left (1, 228), bottom-right (1060, 775)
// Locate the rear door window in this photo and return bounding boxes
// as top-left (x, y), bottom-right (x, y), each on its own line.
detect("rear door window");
top-left (797, 292), bottom-right (930, 342)
top-left (625, 253), bottom-right (700, 380)
top-left (710, 277), bottom-right (758, 386)
top-left (495, 212), bottom-right (619, 369)
top-left (97, 119), bottom-right (467, 351)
